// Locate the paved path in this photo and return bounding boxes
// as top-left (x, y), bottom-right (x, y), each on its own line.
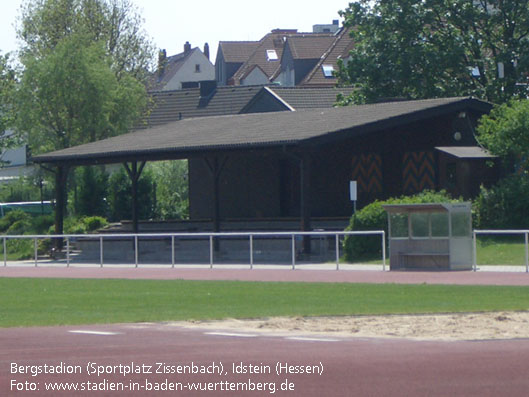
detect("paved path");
top-left (2, 323), bottom-right (529, 396)
top-left (1, 265), bottom-right (529, 285)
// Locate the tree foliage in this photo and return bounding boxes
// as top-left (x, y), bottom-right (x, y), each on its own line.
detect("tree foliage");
top-left (0, 53), bottom-right (16, 143)
top-left (17, 0), bottom-right (154, 80)
top-left (15, 0), bottom-right (154, 154)
top-left (149, 160), bottom-right (189, 220)
top-left (473, 174), bottom-right (529, 229)
top-left (337, 0), bottom-right (529, 104)
top-left (107, 167), bottom-right (156, 222)
top-left (71, 166), bottom-right (109, 217)
top-left (17, 33), bottom-right (147, 154)
top-left (476, 99), bottom-right (529, 171)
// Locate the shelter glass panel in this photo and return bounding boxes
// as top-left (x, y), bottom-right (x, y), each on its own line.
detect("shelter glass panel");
top-left (411, 213), bottom-right (429, 238)
top-left (390, 213), bottom-right (408, 238)
top-left (451, 212), bottom-right (471, 237)
top-left (431, 212), bottom-right (449, 237)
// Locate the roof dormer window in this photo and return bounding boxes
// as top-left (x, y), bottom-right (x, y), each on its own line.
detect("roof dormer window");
top-left (266, 49), bottom-right (278, 61)
top-left (322, 64), bottom-right (334, 77)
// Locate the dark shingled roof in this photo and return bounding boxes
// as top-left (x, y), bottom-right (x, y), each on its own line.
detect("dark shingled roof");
top-left (137, 86), bottom-right (263, 129)
top-left (268, 87), bottom-right (354, 109)
top-left (137, 86), bottom-right (352, 129)
top-left (32, 97), bottom-right (491, 165)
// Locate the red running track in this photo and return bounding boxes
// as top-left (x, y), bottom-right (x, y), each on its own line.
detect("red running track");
top-left (1, 323), bottom-right (529, 396)
top-left (2, 266), bottom-right (529, 396)
top-left (1, 266), bottom-right (529, 285)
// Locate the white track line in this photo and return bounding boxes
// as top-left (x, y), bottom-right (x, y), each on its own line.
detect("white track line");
top-left (285, 336), bottom-right (339, 342)
top-left (69, 330), bottom-right (121, 336)
top-left (205, 332), bottom-right (258, 338)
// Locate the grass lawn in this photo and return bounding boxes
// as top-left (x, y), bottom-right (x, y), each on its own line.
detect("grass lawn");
top-left (344, 236), bottom-right (529, 266)
top-left (476, 235), bottom-right (528, 266)
top-left (1, 278), bottom-right (528, 328)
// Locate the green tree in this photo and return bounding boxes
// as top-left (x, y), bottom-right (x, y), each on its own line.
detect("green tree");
top-left (71, 166), bottom-right (109, 217)
top-left (17, 33), bottom-right (148, 154)
top-left (108, 167), bottom-right (156, 222)
top-left (17, 0), bottom-right (154, 80)
top-left (0, 53), bottom-right (17, 150)
top-left (338, 0), bottom-right (529, 104)
top-left (149, 160), bottom-right (189, 220)
top-left (476, 99), bottom-right (529, 171)
top-left (14, 0), bottom-right (154, 239)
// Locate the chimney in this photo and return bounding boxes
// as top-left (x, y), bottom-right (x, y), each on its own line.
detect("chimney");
top-left (333, 19), bottom-right (339, 26)
top-left (204, 42), bottom-right (210, 60)
top-left (158, 49), bottom-right (167, 76)
top-left (184, 41), bottom-right (191, 55)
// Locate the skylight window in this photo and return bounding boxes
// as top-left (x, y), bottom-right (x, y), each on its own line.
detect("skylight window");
top-left (266, 49), bottom-right (278, 61)
top-left (322, 64), bottom-right (334, 78)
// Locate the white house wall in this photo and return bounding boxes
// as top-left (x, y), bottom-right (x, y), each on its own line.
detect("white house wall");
top-left (163, 50), bottom-right (215, 91)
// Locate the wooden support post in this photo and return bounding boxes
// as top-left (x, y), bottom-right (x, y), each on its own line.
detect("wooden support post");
top-left (54, 165), bottom-right (69, 251)
top-left (300, 152), bottom-right (312, 254)
top-left (124, 161), bottom-right (146, 235)
top-left (205, 156), bottom-right (228, 251)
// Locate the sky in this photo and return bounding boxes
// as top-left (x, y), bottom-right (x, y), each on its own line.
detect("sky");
top-left (0, 0), bottom-right (350, 62)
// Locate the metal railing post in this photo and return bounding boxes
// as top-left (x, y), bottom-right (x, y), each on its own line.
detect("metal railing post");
top-left (335, 234), bottom-right (340, 270)
top-left (134, 235), bottom-right (139, 268)
top-left (209, 235), bottom-right (214, 269)
top-left (249, 234), bottom-right (254, 270)
top-left (382, 231), bottom-right (386, 272)
top-left (472, 230), bottom-right (477, 272)
top-left (66, 237), bottom-right (70, 267)
top-left (99, 236), bottom-right (104, 268)
top-left (291, 234), bottom-right (296, 270)
top-left (525, 231), bottom-right (529, 273)
top-left (34, 237), bottom-right (38, 267)
top-left (3, 237), bottom-right (6, 266)
top-left (171, 236), bottom-right (175, 268)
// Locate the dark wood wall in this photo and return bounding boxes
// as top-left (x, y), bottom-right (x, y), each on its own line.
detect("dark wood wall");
top-left (188, 110), bottom-right (497, 221)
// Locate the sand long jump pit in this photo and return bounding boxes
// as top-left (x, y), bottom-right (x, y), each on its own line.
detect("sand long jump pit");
top-left (168, 311), bottom-right (529, 341)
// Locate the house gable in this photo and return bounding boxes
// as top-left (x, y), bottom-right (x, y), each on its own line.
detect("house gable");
top-left (151, 46), bottom-right (214, 91)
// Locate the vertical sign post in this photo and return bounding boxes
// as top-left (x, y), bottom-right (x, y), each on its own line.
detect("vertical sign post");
top-left (350, 181), bottom-right (357, 213)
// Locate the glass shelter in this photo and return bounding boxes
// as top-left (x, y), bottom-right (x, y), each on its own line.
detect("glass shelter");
top-left (383, 203), bottom-right (473, 270)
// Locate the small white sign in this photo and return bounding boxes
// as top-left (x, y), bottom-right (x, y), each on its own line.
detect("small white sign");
top-left (349, 181), bottom-right (357, 201)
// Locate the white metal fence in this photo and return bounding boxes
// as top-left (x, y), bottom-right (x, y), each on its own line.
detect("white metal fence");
top-left (1, 230), bottom-right (387, 271)
top-left (473, 229), bottom-right (529, 273)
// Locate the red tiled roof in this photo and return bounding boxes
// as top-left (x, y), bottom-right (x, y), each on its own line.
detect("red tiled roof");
top-left (300, 27), bottom-right (355, 87)
top-left (286, 34), bottom-right (335, 60)
top-left (217, 41), bottom-right (259, 63)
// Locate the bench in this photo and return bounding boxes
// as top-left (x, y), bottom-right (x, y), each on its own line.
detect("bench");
top-left (398, 252), bottom-right (449, 269)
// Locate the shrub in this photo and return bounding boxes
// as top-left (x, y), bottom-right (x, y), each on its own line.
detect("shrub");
top-left (0, 210), bottom-right (32, 233)
top-left (72, 166), bottom-right (109, 217)
top-left (62, 217), bottom-right (87, 235)
top-left (343, 190), bottom-right (458, 262)
top-left (473, 174), bottom-right (529, 229)
top-left (82, 216), bottom-right (108, 232)
top-left (31, 215), bottom-right (54, 234)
